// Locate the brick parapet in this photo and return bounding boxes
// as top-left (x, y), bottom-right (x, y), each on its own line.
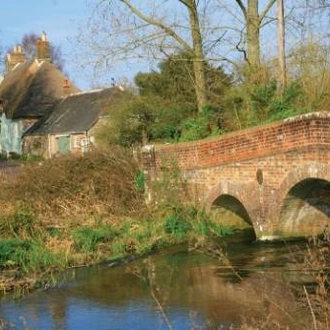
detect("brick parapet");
top-left (146, 112), bottom-right (330, 171)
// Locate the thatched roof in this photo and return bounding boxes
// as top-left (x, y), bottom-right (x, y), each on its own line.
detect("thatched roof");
top-left (0, 60), bottom-right (80, 119)
top-left (24, 87), bottom-right (122, 135)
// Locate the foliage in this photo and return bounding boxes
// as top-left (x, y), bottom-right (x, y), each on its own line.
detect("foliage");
top-left (222, 71), bottom-right (308, 131)
top-left (163, 205), bottom-right (234, 241)
top-left (287, 40), bottom-right (330, 111)
top-left (194, 210), bottom-right (234, 237)
top-left (96, 42), bottom-right (330, 146)
top-left (179, 106), bottom-right (223, 142)
top-left (96, 90), bottom-right (155, 147)
top-left (96, 52), bottom-right (232, 146)
top-left (3, 149), bottom-right (144, 218)
top-left (72, 225), bottom-right (117, 253)
top-left (135, 51), bottom-right (232, 110)
top-left (164, 212), bottom-right (192, 239)
top-left (135, 171), bottom-right (145, 193)
top-left (0, 239), bottom-right (64, 274)
top-left (0, 202), bottom-right (39, 239)
top-left (150, 105), bottom-right (190, 142)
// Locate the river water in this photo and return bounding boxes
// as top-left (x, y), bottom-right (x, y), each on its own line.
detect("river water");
top-left (0, 231), bottom-right (322, 330)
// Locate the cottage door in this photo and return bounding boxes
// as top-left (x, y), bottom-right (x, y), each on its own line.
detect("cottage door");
top-left (56, 136), bottom-right (70, 154)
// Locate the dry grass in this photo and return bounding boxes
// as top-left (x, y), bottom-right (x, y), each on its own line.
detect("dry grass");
top-left (0, 148), bottom-right (147, 292)
top-left (0, 147), bottom-right (144, 226)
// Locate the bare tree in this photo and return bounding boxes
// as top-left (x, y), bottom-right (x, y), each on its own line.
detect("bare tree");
top-left (21, 32), bottom-right (65, 71)
top-left (179, 0), bottom-right (207, 110)
top-left (277, 0), bottom-right (287, 94)
top-left (79, 0), bottom-right (212, 111)
top-left (234, 0), bottom-right (276, 71)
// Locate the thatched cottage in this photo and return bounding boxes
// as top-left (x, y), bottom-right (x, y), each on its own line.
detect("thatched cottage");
top-left (0, 32), bottom-right (121, 159)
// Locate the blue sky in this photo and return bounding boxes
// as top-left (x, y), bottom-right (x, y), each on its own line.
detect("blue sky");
top-left (2, 1), bottom-right (328, 92)
top-left (0, 0), bottom-right (114, 91)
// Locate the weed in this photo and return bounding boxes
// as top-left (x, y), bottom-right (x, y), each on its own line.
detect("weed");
top-left (0, 202), bottom-right (39, 239)
top-left (164, 207), bottom-right (192, 240)
top-left (72, 225), bottom-right (117, 253)
top-left (111, 239), bottom-right (126, 259)
top-left (195, 219), bottom-right (234, 237)
top-left (135, 171), bottom-right (145, 193)
top-left (5, 149), bottom-right (144, 220)
top-left (0, 239), bottom-right (64, 274)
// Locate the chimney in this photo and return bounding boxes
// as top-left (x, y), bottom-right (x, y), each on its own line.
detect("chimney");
top-left (63, 78), bottom-right (70, 96)
top-left (36, 31), bottom-right (51, 62)
top-left (5, 45), bottom-right (26, 73)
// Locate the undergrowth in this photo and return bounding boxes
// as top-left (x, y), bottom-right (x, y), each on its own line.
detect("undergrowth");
top-left (0, 148), bottom-right (234, 293)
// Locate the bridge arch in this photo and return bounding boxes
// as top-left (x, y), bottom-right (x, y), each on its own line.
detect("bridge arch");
top-left (272, 164), bottom-right (330, 237)
top-left (142, 112), bottom-right (330, 239)
top-left (205, 182), bottom-right (257, 232)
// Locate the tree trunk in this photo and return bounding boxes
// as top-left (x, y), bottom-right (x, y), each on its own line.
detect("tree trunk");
top-left (277, 0), bottom-right (287, 94)
top-left (186, 0), bottom-right (208, 112)
top-left (246, 0), bottom-right (261, 70)
top-left (122, 0), bottom-right (208, 112)
top-left (235, 0), bottom-right (276, 82)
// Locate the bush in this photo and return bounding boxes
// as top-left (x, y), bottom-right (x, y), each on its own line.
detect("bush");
top-left (135, 171), bottom-right (145, 193)
top-left (196, 220), bottom-right (234, 237)
top-left (164, 207), bottom-right (193, 239)
top-left (0, 202), bottom-right (38, 238)
top-left (72, 225), bottom-right (117, 253)
top-left (179, 107), bottom-right (222, 142)
top-left (4, 149), bottom-right (144, 221)
top-left (0, 239), bottom-right (62, 273)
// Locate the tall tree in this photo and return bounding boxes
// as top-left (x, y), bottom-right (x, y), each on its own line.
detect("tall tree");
top-left (135, 51), bottom-right (231, 109)
top-left (235, 0), bottom-right (276, 74)
top-left (180, 0), bottom-right (207, 110)
top-left (81, 0), bottom-right (210, 112)
top-left (277, 0), bottom-right (286, 94)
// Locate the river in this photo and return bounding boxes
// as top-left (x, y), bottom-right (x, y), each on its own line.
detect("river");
top-left (0, 230), bottom-right (324, 329)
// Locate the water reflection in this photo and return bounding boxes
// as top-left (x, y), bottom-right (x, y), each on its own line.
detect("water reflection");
top-left (0, 236), bottom-right (315, 330)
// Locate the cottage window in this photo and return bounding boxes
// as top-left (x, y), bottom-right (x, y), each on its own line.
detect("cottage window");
top-left (73, 136), bottom-right (81, 148)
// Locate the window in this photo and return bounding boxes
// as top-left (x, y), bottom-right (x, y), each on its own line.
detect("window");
top-left (72, 135), bottom-right (81, 148)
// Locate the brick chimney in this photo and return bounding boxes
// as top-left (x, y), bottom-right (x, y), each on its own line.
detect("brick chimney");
top-left (36, 31), bottom-right (51, 62)
top-left (63, 78), bottom-right (70, 96)
top-left (5, 45), bottom-right (26, 73)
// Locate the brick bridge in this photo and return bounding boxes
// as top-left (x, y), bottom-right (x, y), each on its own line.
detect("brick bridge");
top-left (142, 112), bottom-right (330, 240)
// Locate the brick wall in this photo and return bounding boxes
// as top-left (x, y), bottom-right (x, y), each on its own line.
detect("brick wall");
top-left (143, 112), bottom-right (330, 171)
top-left (142, 112), bottom-right (330, 239)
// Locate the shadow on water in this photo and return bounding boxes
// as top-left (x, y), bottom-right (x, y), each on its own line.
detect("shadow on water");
top-left (0, 229), bottom-right (324, 330)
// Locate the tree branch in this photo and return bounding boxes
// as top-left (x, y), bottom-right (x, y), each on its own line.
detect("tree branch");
top-left (120, 0), bottom-right (192, 52)
top-left (260, 0), bottom-right (276, 21)
top-left (235, 0), bottom-right (247, 19)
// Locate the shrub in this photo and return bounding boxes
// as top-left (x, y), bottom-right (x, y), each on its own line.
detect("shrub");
top-left (0, 202), bottom-right (38, 238)
top-left (72, 225), bottom-right (118, 253)
top-left (164, 208), bottom-right (192, 239)
top-left (135, 171), bottom-right (145, 193)
top-left (0, 239), bottom-right (63, 274)
top-left (6, 149), bottom-right (144, 221)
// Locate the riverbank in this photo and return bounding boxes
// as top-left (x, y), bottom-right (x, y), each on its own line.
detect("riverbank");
top-left (0, 150), bottom-right (237, 294)
top-left (0, 208), bottom-right (236, 295)
top-left (0, 205), bottom-right (238, 294)
top-left (1, 151), bottom-right (330, 329)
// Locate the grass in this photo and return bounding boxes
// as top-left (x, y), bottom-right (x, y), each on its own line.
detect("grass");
top-left (0, 149), bottom-right (329, 329)
top-left (0, 149), bottom-right (236, 293)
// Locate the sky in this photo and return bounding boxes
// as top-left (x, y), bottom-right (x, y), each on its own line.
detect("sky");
top-left (0, 0), bottom-right (128, 91)
top-left (1, 1), bottom-right (328, 92)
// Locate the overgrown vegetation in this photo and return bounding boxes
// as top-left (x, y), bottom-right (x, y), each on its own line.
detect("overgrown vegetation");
top-left (0, 148), bottom-right (235, 294)
top-left (96, 41), bottom-right (330, 148)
